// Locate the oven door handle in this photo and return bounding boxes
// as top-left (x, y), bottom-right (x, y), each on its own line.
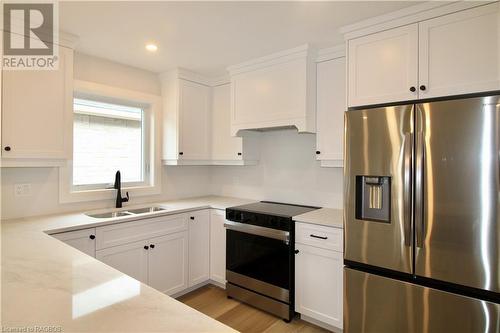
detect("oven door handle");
top-left (224, 221), bottom-right (290, 244)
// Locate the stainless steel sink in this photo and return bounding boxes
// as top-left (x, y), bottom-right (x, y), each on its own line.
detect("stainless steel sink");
top-left (87, 211), bottom-right (133, 219)
top-left (85, 206), bottom-right (166, 218)
top-left (127, 206), bottom-right (166, 214)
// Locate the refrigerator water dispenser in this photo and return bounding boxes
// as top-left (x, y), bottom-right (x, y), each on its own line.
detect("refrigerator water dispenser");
top-left (355, 176), bottom-right (391, 222)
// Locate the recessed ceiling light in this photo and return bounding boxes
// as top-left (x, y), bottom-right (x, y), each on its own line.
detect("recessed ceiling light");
top-left (145, 43), bottom-right (158, 52)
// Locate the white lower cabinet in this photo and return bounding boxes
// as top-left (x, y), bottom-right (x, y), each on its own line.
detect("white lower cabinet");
top-left (96, 240), bottom-right (149, 284)
top-left (90, 210), bottom-right (208, 296)
top-left (188, 210), bottom-right (210, 287)
top-left (148, 232), bottom-right (189, 295)
top-left (52, 228), bottom-right (96, 257)
top-left (209, 209), bottom-right (226, 285)
top-left (295, 223), bottom-right (343, 329)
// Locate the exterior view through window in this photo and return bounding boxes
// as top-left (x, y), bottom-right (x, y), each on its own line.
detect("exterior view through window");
top-left (73, 98), bottom-right (145, 188)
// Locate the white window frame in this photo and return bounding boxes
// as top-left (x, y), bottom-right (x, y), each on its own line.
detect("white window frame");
top-left (72, 97), bottom-right (150, 191)
top-left (59, 80), bottom-right (162, 203)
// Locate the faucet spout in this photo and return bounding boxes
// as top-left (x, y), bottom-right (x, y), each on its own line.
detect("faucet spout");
top-left (113, 170), bottom-right (129, 208)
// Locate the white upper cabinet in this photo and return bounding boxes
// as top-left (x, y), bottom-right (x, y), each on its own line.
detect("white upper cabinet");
top-left (179, 79), bottom-right (211, 160)
top-left (160, 69), bottom-right (211, 164)
top-left (348, 24), bottom-right (418, 107)
top-left (211, 83), bottom-right (242, 161)
top-left (418, 3), bottom-right (500, 99)
top-left (346, 3), bottom-right (500, 107)
top-left (211, 83), bottom-right (260, 165)
top-left (228, 44), bottom-right (317, 135)
top-left (316, 55), bottom-right (346, 167)
top-left (2, 45), bottom-right (74, 164)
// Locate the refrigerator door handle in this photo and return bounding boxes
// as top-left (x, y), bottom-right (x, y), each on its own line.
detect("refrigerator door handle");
top-left (415, 131), bottom-right (425, 248)
top-left (403, 132), bottom-right (413, 247)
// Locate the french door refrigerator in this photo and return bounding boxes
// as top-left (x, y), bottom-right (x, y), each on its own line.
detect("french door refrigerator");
top-left (344, 95), bottom-right (500, 333)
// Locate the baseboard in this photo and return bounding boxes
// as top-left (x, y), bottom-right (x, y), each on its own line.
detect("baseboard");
top-left (171, 279), bottom-right (226, 298)
top-left (171, 280), bottom-right (211, 298)
top-left (299, 314), bottom-right (342, 333)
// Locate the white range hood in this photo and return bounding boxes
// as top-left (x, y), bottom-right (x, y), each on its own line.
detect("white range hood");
top-left (227, 44), bottom-right (317, 136)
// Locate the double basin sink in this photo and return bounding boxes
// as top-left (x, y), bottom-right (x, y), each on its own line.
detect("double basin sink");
top-left (86, 206), bottom-right (166, 219)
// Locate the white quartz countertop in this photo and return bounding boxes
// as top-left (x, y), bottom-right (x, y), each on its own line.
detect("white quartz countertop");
top-left (293, 208), bottom-right (344, 229)
top-left (1, 196), bottom-right (255, 333)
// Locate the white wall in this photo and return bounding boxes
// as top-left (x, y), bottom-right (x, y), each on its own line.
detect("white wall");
top-left (1, 166), bottom-right (211, 219)
top-left (1, 54), bottom-right (344, 219)
top-left (210, 129), bottom-right (343, 209)
top-left (1, 53), bottom-right (212, 219)
top-left (74, 53), bottom-right (161, 95)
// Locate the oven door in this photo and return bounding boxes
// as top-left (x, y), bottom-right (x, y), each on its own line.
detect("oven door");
top-left (225, 221), bottom-right (291, 303)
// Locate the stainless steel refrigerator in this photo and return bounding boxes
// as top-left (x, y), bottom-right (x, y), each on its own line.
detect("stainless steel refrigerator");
top-left (344, 95), bottom-right (500, 333)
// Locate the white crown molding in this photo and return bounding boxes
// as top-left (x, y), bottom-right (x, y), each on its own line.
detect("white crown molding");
top-left (210, 75), bottom-right (230, 87)
top-left (227, 44), bottom-right (316, 76)
top-left (316, 44), bottom-right (345, 63)
top-left (341, 1), bottom-right (494, 40)
top-left (158, 68), bottom-right (214, 87)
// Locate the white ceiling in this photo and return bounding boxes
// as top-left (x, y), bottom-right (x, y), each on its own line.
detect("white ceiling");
top-left (60, 1), bottom-right (421, 76)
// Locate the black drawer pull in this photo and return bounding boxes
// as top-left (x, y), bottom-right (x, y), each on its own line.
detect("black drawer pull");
top-left (310, 234), bottom-right (328, 240)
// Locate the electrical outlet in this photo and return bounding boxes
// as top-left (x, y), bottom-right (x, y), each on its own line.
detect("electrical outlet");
top-left (14, 183), bottom-right (32, 197)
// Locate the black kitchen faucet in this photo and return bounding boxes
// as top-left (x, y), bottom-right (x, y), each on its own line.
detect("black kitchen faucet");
top-left (114, 170), bottom-right (129, 208)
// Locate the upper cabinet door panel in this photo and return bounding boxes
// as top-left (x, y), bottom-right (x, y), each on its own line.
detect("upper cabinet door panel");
top-left (211, 84), bottom-right (243, 160)
top-left (316, 57), bottom-right (346, 165)
top-left (348, 24), bottom-right (418, 107)
top-left (418, 3), bottom-right (500, 99)
top-left (179, 79), bottom-right (211, 160)
top-left (2, 46), bottom-right (73, 159)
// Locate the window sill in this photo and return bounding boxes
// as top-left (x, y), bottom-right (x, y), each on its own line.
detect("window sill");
top-left (59, 183), bottom-right (161, 204)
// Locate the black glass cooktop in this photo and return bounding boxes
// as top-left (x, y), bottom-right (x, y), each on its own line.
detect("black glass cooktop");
top-left (228, 201), bottom-right (319, 218)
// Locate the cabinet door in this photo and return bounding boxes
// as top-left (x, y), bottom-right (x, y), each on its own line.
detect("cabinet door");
top-left (295, 243), bottom-right (343, 329)
top-left (96, 240), bottom-right (148, 284)
top-left (211, 84), bottom-right (243, 161)
top-left (52, 228), bottom-right (96, 257)
top-left (188, 210), bottom-right (210, 287)
top-left (148, 231), bottom-right (188, 295)
top-left (316, 57), bottom-right (346, 167)
top-left (209, 209), bottom-right (226, 285)
top-left (419, 3), bottom-right (500, 99)
top-left (2, 46), bottom-right (73, 159)
top-left (179, 79), bottom-right (211, 160)
top-left (348, 24), bottom-right (418, 107)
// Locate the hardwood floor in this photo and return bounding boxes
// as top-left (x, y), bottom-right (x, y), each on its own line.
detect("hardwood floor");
top-left (178, 285), bottom-right (332, 333)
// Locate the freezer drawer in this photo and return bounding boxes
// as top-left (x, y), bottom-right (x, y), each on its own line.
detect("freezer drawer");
top-left (345, 268), bottom-right (500, 333)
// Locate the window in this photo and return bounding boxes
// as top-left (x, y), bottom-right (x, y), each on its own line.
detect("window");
top-left (72, 98), bottom-right (149, 189)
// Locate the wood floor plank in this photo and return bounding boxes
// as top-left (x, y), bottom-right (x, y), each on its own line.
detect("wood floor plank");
top-left (177, 285), bottom-right (331, 333)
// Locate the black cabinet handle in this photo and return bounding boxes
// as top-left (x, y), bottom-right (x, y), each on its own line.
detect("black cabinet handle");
top-left (294, 250), bottom-right (300, 254)
top-left (89, 235), bottom-right (95, 240)
top-left (190, 216), bottom-right (195, 220)
top-left (237, 152), bottom-right (242, 156)
top-left (144, 245), bottom-right (149, 250)
top-left (4, 146), bottom-right (11, 151)
top-left (420, 85), bottom-right (426, 91)
top-left (150, 244), bottom-right (155, 249)
top-left (409, 86), bottom-right (416, 92)
top-left (310, 234), bottom-right (328, 240)
top-left (315, 151), bottom-right (321, 155)
top-left (179, 152), bottom-right (184, 155)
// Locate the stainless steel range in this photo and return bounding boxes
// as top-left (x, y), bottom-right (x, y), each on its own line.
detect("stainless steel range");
top-left (225, 201), bottom-right (319, 322)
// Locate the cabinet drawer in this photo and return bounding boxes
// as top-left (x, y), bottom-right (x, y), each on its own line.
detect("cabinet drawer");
top-left (295, 222), bottom-right (342, 252)
top-left (96, 213), bottom-right (188, 250)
